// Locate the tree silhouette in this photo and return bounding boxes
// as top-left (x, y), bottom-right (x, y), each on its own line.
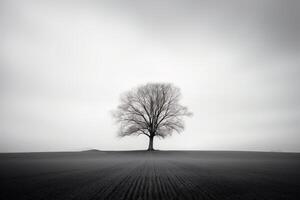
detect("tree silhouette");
top-left (113, 83), bottom-right (192, 151)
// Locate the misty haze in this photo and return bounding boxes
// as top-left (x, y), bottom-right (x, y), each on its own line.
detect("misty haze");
top-left (1, 0), bottom-right (300, 199)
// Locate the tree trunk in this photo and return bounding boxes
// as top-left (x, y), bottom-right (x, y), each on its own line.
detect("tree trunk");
top-left (147, 136), bottom-right (154, 151)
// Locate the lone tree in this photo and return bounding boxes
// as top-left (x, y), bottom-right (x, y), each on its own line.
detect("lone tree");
top-left (113, 83), bottom-right (192, 151)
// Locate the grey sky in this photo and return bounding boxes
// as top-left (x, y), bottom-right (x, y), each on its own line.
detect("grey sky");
top-left (1, 0), bottom-right (300, 152)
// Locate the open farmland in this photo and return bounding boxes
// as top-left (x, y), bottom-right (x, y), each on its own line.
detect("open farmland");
top-left (0, 151), bottom-right (300, 200)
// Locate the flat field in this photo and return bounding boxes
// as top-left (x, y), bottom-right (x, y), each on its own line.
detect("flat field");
top-left (0, 151), bottom-right (300, 200)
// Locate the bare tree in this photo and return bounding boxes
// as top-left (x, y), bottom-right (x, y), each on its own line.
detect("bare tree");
top-left (113, 83), bottom-right (192, 151)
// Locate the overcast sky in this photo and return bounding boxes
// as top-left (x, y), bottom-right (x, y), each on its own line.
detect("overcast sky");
top-left (1, 0), bottom-right (300, 152)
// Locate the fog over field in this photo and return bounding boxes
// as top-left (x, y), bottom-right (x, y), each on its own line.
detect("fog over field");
top-left (1, 0), bottom-right (300, 152)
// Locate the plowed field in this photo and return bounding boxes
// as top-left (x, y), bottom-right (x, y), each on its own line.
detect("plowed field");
top-left (1, 151), bottom-right (300, 200)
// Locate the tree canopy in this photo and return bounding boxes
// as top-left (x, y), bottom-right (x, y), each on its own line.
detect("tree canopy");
top-left (113, 83), bottom-right (192, 150)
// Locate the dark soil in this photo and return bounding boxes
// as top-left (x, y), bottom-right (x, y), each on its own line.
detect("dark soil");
top-left (0, 151), bottom-right (300, 200)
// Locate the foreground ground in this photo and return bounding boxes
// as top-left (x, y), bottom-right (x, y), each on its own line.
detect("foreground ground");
top-left (0, 151), bottom-right (300, 200)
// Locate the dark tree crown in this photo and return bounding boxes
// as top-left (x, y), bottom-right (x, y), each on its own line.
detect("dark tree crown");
top-left (113, 83), bottom-right (192, 139)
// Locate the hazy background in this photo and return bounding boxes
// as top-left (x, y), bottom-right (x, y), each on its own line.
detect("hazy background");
top-left (1, 0), bottom-right (300, 152)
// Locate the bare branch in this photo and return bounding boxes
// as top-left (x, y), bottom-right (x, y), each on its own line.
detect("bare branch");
top-left (112, 83), bottom-right (192, 140)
